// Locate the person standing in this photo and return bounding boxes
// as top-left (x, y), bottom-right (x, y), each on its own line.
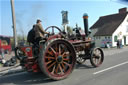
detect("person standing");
top-left (117, 40), bottom-right (120, 49)
top-left (119, 39), bottom-right (122, 48)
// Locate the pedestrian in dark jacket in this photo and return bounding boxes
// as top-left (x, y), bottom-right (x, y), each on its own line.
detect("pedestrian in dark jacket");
top-left (117, 40), bottom-right (120, 49)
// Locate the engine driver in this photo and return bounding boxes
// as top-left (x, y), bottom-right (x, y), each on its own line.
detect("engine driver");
top-left (34, 19), bottom-right (49, 44)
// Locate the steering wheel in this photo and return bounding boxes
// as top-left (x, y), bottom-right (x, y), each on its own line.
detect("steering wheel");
top-left (45, 26), bottom-right (62, 35)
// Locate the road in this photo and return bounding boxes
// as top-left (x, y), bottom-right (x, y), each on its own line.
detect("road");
top-left (0, 47), bottom-right (128, 85)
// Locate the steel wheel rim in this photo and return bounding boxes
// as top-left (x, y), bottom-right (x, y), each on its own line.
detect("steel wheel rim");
top-left (92, 48), bottom-right (103, 66)
top-left (43, 41), bottom-right (76, 78)
top-left (15, 47), bottom-right (25, 60)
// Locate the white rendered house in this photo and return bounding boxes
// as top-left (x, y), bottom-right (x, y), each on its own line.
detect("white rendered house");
top-left (90, 8), bottom-right (128, 47)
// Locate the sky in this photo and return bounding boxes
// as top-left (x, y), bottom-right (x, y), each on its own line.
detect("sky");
top-left (0, 0), bottom-right (128, 37)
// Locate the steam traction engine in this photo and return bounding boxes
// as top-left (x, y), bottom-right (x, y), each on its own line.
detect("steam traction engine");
top-left (15, 14), bottom-right (104, 80)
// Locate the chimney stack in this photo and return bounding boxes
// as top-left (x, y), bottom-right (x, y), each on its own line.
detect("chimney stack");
top-left (119, 7), bottom-right (127, 14)
top-left (83, 13), bottom-right (89, 37)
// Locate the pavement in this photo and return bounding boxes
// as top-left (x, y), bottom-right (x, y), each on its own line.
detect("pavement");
top-left (0, 46), bottom-right (127, 77)
top-left (0, 65), bottom-right (24, 77)
top-left (0, 52), bottom-right (24, 76)
top-left (0, 52), bottom-right (14, 70)
top-left (103, 46), bottom-right (128, 56)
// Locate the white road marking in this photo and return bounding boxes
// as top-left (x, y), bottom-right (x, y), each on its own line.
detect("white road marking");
top-left (93, 61), bottom-right (128, 75)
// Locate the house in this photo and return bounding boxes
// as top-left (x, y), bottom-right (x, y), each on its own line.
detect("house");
top-left (90, 8), bottom-right (128, 47)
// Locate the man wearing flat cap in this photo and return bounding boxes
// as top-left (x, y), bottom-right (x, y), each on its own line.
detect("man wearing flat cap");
top-left (34, 19), bottom-right (49, 44)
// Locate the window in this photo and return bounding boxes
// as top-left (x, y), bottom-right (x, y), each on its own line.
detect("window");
top-left (95, 36), bottom-right (100, 39)
top-left (105, 36), bottom-right (107, 39)
top-left (114, 36), bottom-right (117, 42)
top-left (95, 36), bottom-right (98, 39)
top-left (1, 40), bottom-right (8, 46)
top-left (108, 36), bottom-right (110, 39)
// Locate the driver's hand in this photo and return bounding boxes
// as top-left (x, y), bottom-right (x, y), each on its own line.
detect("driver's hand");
top-left (47, 32), bottom-right (50, 34)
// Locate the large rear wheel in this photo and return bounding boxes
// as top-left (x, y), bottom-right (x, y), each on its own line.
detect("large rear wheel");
top-left (38, 39), bottom-right (76, 80)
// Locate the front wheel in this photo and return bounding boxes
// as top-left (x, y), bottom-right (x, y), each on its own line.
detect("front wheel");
top-left (15, 47), bottom-right (25, 61)
top-left (90, 48), bottom-right (104, 67)
top-left (38, 39), bottom-right (76, 80)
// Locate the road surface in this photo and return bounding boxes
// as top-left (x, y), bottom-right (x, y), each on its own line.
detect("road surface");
top-left (0, 47), bottom-right (128, 85)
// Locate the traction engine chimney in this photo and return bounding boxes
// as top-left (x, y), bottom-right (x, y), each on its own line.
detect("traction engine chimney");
top-left (83, 13), bottom-right (89, 37)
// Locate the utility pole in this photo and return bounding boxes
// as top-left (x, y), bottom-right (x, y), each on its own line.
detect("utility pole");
top-left (10, 0), bottom-right (17, 48)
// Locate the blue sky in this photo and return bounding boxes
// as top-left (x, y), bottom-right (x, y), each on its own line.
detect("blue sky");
top-left (0, 0), bottom-right (127, 36)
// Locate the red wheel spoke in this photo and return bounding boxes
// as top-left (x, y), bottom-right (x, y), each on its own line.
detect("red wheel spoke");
top-left (61, 63), bottom-right (65, 72)
top-left (65, 52), bottom-right (70, 55)
top-left (59, 45), bottom-right (61, 55)
top-left (62, 52), bottom-right (70, 57)
top-left (55, 64), bottom-right (59, 73)
top-left (50, 47), bottom-right (56, 55)
top-left (47, 51), bottom-right (53, 56)
top-left (48, 61), bottom-right (56, 69)
top-left (63, 61), bottom-right (71, 68)
top-left (58, 64), bottom-right (64, 74)
top-left (61, 49), bottom-right (65, 55)
top-left (62, 52), bottom-right (66, 56)
top-left (45, 56), bottom-right (55, 60)
top-left (61, 45), bottom-right (66, 54)
top-left (46, 60), bottom-right (52, 65)
top-left (51, 65), bottom-right (55, 74)
top-left (93, 52), bottom-right (101, 65)
top-left (55, 44), bottom-right (58, 52)
top-left (63, 58), bottom-right (70, 61)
